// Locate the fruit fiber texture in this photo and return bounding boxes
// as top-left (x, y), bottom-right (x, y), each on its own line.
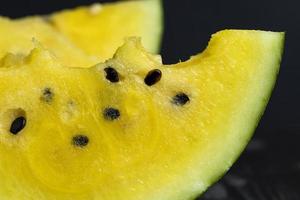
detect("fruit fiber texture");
top-left (0, 30), bottom-right (284, 200)
top-left (0, 0), bottom-right (163, 67)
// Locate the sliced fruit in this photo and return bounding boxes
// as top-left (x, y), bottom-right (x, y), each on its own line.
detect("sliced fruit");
top-left (0, 17), bottom-right (95, 67)
top-left (0, 30), bottom-right (284, 200)
top-left (49, 0), bottom-right (163, 61)
top-left (0, 0), bottom-right (163, 67)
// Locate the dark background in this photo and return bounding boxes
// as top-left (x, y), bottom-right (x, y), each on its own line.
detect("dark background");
top-left (1, 0), bottom-right (299, 199)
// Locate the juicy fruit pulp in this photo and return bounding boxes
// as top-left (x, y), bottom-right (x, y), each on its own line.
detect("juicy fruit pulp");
top-left (0, 17), bottom-right (95, 67)
top-left (0, 30), bottom-right (284, 200)
top-left (50, 0), bottom-right (163, 61)
top-left (0, 0), bottom-right (163, 67)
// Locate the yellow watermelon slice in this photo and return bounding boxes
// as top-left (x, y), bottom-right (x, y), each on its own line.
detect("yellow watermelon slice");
top-left (0, 30), bottom-right (284, 200)
top-left (0, 0), bottom-right (163, 67)
top-left (49, 0), bottom-right (163, 61)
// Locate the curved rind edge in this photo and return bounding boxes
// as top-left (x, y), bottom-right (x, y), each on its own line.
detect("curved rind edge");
top-left (191, 32), bottom-right (285, 200)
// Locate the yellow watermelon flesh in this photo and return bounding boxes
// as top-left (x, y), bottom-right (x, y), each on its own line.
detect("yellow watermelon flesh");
top-left (0, 30), bottom-right (284, 200)
top-left (0, 17), bottom-right (95, 67)
top-left (49, 0), bottom-right (163, 61)
top-left (0, 0), bottom-right (163, 67)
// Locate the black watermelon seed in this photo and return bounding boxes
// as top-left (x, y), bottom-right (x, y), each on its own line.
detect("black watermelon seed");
top-left (103, 107), bottom-right (120, 120)
top-left (172, 93), bottom-right (190, 106)
top-left (72, 135), bottom-right (89, 147)
top-left (104, 67), bottom-right (119, 83)
top-left (144, 69), bottom-right (162, 86)
top-left (10, 116), bottom-right (26, 135)
top-left (41, 88), bottom-right (54, 103)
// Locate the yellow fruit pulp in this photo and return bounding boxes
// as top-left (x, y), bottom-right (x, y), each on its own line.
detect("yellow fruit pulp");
top-left (0, 17), bottom-right (95, 67)
top-left (0, 30), bottom-right (283, 200)
top-left (50, 0), bottom-right (163, 61)
top-left (0, 0), bottom-right (163, 67)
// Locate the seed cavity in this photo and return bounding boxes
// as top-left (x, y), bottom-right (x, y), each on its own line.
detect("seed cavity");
top-left (61, 100), bottom-right (77, 122)
top-left (144, 69), bottom-right (162, 86)
top-left (72, 135), bottom-right (89, 147)
top-left (103, 107), bottom-right (120, 121)
top-left (172, 93), bottom-right (190, 106)
top-left (10, 116), bottom-right (26, 135)
top-left (104, 67), bottom-right (119, 83)
top-left (41, 87), bottom-right (54, 103)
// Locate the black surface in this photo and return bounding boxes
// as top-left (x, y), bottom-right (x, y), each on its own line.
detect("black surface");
top-left (0, 0), bottom-right (299, 199)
